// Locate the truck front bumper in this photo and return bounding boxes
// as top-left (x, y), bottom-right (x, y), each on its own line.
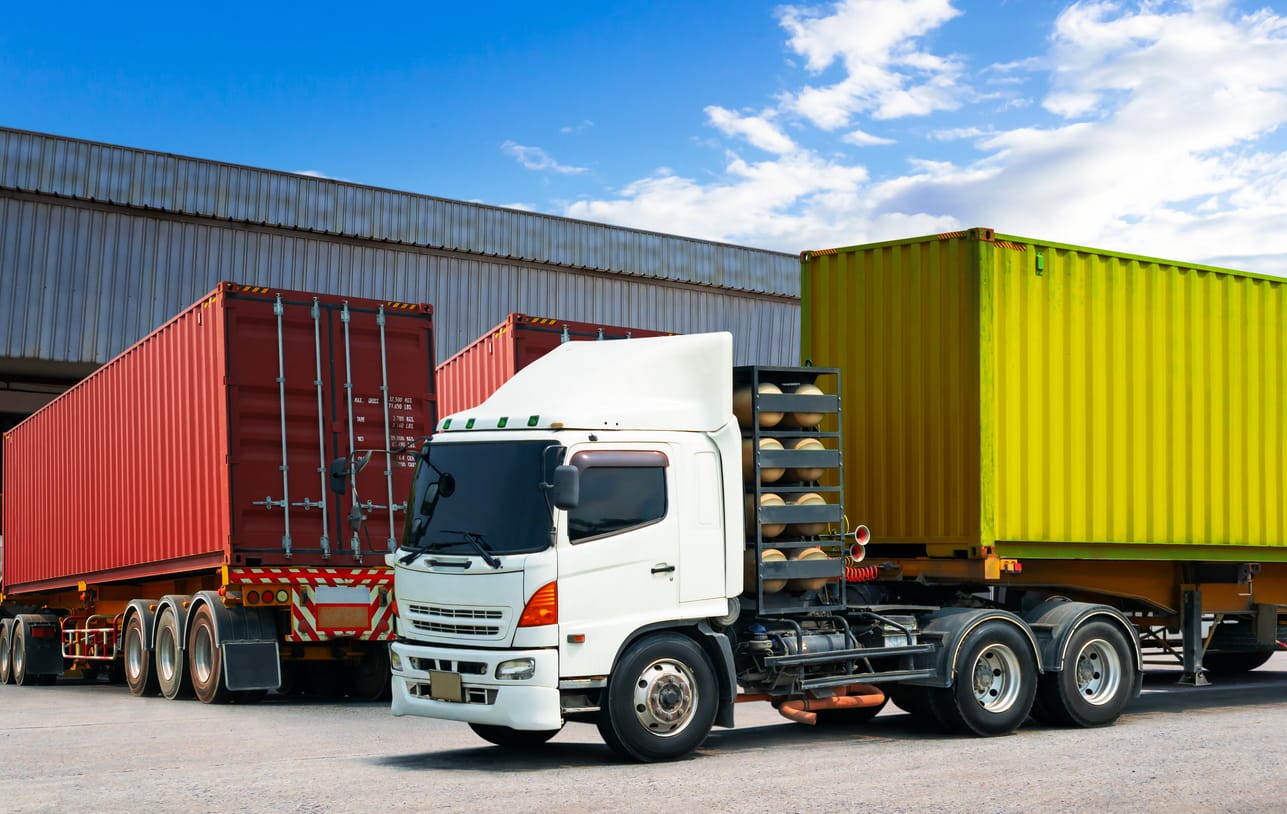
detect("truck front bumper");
top-left (390, 640), bottom-right (562, 731)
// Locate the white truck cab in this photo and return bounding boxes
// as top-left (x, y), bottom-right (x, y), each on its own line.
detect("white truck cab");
top-left (389, 333), bottom-right (742, 757)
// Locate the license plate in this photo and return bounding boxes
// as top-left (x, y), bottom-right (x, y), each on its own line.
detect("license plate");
top-left (429, 670), bottom-right (464, 702)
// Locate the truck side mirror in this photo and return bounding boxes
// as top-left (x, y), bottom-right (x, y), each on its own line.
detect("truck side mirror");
top-left (552, 465), bottom-right (580, 509)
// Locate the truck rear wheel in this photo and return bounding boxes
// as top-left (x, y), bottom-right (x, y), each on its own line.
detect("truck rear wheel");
top-left (124, 614), bottom-right (159, 697)
top-left (596, 633), bottom-right (717, 763)
top-left (188, 605), bottom-right (231, 704)
top-left (928, 621), bottom-right (1037, 736)
top-left (469, 723), bottom-right (561, 749)
top-left (155, 608), bottom-right (192, 700)
top-left (0, 623), bottom-right (13, 685)
top-left (1035, 620), bottom-right (1134, 728)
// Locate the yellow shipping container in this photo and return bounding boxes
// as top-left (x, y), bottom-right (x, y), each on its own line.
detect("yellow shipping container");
top-left (801, 228), bottom-right (1286, 563)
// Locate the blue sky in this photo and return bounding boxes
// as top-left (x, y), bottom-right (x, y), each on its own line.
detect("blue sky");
top-left (4, 1), bottom-right (1287, 273)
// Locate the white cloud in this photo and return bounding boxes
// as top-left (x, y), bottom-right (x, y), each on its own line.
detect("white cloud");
top-left (553, 0), bottom-right (1287, 276)
top-left (560, 120), bottom-right (594, 135)
top-left (778, 0), bottom-right (966, 126)
top-left (844, 128), bottom-right (897, 146)
top-left (501, 141), bottom-right (587, 175)
top-left (705, 106), bottom-right (797, 154)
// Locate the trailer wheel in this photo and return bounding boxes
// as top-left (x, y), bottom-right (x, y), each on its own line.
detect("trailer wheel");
top-left (596, 633), bottom-right (717, 763)
top-left (928, 621), bottom-right (1037, 736)
top-left (469, 723), bottom-right (562, 749)
top-left (0, 623), bottom-right (13, 685)
top-left (155, 608), bottom-right (192, 700)
top-left (346, 647), bottom-right (392, 702)
top-left (12, 620), bottom-right (36, 686)
top-left (188, 605), bottom-right (231, 704)
top-left (1202, 649), bottom-right (1275, 675)
top-left (124, 614), bottom-right (159, 697)
top-left (1036, 621), bottom-right (1134, 728)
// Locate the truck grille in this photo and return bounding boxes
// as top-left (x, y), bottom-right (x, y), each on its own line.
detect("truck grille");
top-left (410, 619), bottom-right (501, 636)
top-left (402, 602), bottom-right (509, 640)
top-left (405, 603), bottom-right (503, 620)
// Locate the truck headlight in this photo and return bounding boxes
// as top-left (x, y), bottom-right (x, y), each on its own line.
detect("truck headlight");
top-left (495, 658), bottom-right (536, 680)
top-left (389, 648), bottom-right (403, 672)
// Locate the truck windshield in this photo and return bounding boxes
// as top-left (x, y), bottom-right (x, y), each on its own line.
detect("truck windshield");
top-left (401, 440), bottom-right (559, 556)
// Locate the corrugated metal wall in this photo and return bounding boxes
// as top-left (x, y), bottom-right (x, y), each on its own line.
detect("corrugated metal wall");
top-left (0, 127), bottom-right (799, 372)
top-left (0, 126), bottom-right (795, 291)
top-left (0, 196), bottom-right (798, 368)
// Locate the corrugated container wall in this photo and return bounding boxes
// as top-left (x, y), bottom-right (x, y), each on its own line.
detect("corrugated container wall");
top-left (802, 229), bottom-right (1286, 562)
top-left (436, 314), bottom-right (673, 416)
top-left (1, 284), bottom-right (436, 593)
top-left (0, 128), bottom-right (799, 372)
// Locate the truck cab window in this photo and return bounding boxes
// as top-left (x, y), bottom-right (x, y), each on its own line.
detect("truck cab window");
top-left (568, 466), bottom-right (667, 542)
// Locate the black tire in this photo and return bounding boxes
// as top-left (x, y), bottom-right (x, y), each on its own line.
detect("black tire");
top-left (188, 605), bottom-right (231, 704)
top-left (12, 620), bottom-right (31, 686)
top-left (303, 663), bottom-right (348, 698)
top-left (1035, 620), bottom-right (1135, 728)
top-left (124, 613), bottom-right (159, 697)
top-left (1203, 649), bottom-right (1275, 675)
top-left (0, 623), bottom-right (13, 685)
top-left (888, 684), bottom-right (933, 718)
top-left (155, 608), bottom-right (193, 700)
top-left (927, 620), bottom-right (1037, 736)
top-left (346, 647), bottom-right (393, 702)
top-left (469, 723), bottom-right (561, 749)
top-left (596, 633), bottom-right (717, 763)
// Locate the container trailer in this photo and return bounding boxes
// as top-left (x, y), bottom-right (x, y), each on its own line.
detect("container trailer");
top-left (436, 313), bottom-right (670, 416)
top-left (0, 282), bottom-right (436, 701)
top-left (344, 229), bottom-right (1284, 762)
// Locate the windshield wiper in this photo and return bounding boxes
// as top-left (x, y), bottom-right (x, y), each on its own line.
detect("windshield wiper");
top-left (440, 530), bottom-right (504, 569)
top-left (398, 530), bottom-right (499, 569)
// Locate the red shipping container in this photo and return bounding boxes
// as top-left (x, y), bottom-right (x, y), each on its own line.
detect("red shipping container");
top-left (436, 313), bottom-right (671, 416)
top-left (1, 283), bottom-right (436, 594)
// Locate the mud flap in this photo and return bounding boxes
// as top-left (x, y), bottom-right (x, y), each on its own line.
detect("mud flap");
top-left (222, 640), bottom-right (282, 691)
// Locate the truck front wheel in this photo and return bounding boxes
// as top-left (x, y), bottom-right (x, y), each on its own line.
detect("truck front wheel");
top-left (929, 621), bottom-right (1037, 736)
top-left (1035, 620), bottom-right (1135, 727)
top-left (597, 633), bottom-right (717, 763)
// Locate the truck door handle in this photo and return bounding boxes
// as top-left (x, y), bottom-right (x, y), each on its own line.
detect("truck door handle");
top-left (651, 564), bottom-right (676, 574)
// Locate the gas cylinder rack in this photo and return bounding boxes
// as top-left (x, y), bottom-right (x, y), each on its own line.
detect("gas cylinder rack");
top-left (736, 366), bottom-right (845, 614)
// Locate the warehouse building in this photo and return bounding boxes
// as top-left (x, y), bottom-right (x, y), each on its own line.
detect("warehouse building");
top-left (0, 126), bottom-right (801, 464)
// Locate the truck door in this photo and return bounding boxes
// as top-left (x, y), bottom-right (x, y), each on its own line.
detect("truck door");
top-left (556, 446), bottom-right (679, 677)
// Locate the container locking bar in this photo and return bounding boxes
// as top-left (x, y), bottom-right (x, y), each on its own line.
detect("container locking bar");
top-left (311, 298), bottom-right (331, 559)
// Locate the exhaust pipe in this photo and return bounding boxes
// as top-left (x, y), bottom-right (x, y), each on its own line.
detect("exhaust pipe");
top-left (774, 683), bottom-right (886, 725)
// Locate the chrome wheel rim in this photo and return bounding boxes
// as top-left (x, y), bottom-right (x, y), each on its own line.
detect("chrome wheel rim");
top-left (632, 658), bottom-right (698, 737)
top-left (157, 619), bottom-right (177, 683)
top-left (1074, 638), bottom-right (1122, 705)
top-left (192, 623), bottom-right (215, 684)
top-left (126, 625), bottom-right (145, 682)
top-left (970, 643), bottom-right (1023, 713)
